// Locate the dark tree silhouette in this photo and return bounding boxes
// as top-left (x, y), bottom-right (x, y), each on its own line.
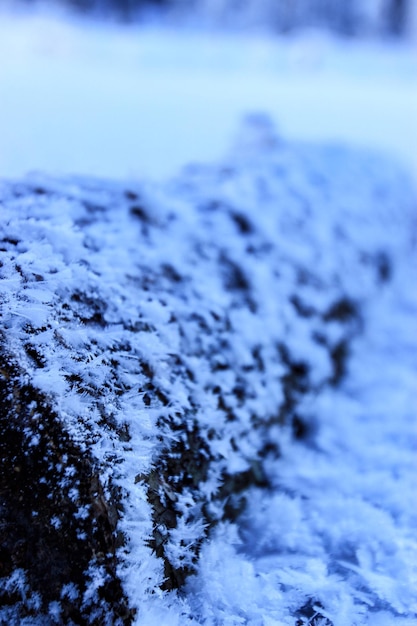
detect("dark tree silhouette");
top-left (7, 0), bottom-right (414, 36)
top-left (389, 0), bottom-right (407, 34)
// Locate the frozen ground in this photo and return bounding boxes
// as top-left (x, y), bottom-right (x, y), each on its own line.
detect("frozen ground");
top-left (0, 10), bottom-right (416, 181)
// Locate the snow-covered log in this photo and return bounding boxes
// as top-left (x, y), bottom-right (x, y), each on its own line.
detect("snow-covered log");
top-left (0, 137), bottom-right (415, 624)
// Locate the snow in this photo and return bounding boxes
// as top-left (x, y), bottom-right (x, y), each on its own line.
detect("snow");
top-left (222, 284), bottom-right (417, 623)
top-left (1, 134), bottom-right (416, 624)
top-left (174, 146), bottom-right (417, 625)
top-left (0, 11), bottom-right (416, 182)
top-left (1, 8), bottom-right (417, 626)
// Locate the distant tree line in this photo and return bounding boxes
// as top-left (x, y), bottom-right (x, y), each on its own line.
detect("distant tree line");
top-left (13, 0), bottom-right (415, 36)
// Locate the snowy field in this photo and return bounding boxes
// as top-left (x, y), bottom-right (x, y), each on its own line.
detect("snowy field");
top-left (1, 8), bottom-right (417, 626)
top-left (0, 9), bottom-right (416, 182)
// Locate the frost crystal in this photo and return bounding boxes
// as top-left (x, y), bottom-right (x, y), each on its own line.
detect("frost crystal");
top-left (0, 140), bottom-right (416, 625)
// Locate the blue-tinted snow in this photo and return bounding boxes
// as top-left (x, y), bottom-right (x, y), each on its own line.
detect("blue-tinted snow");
top-left (0, 12), bottom-right (416, 181)
top-left (1, 136), bottom-right (416, 624)
top-left (0, 10), bottom-right (416, 626)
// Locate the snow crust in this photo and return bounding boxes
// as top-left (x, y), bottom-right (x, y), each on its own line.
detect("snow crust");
top-left (0, 136), bottom-right (416, 624)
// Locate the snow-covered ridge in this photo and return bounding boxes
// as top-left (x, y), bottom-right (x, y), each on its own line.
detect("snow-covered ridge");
top-left (0, 139), bottom-right (416, 624)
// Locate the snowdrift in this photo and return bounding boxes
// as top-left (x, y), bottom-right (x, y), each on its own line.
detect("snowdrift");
top-left (0, 137), bottom-right (415, 625)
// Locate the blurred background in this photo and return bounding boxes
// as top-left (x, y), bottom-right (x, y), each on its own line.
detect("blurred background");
top-left (4, 0), bottom-right (416, 35)
top-left (0, 0), bottom-right (416, 181)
